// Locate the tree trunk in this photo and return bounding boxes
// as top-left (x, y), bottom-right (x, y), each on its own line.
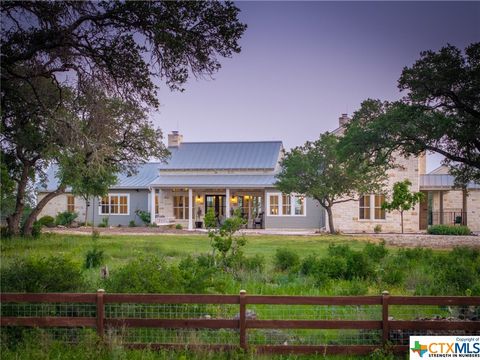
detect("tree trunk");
top-left (400, 211), bottom-right (404, 234)
top-left (326, 206), bottom-right (335, 234)
top-left (6, 164), bottom-right (30, 235)
top-left (22, 185), bottom-right (66, 236)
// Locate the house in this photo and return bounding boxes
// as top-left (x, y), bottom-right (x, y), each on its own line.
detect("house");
top-left (330, 114), bottom-right (480, 233)
top-left (37, 132), bottom-right (325, 230)
top-left (38, 122), bottom-right (480, 233)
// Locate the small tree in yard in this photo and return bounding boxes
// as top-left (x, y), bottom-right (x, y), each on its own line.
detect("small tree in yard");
top-left (382, 180), bottom-right (424, 234)
top-left (276, 133), bottom-right (387, 234)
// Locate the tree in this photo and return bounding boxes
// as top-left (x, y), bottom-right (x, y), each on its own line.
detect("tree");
top-left (340, 43), bottom-right (480, 185)
top-left (1, 2), bottom-right (246, 235)
top-left (276, 133), bottom-right (387, 234)
top-left (21, 86), bottom-right (167, 235)
top-left (382, 180), bottom-right (424, 234)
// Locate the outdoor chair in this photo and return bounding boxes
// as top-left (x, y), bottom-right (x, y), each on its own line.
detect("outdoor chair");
top-left (253, 212), bottom-right (264, 229)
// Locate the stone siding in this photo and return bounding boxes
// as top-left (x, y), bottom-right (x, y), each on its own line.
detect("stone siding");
top-left (37, 193), bottom-right (87, 222)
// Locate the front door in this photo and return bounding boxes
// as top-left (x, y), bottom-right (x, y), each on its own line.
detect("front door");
top-left (419, 191), bottom-right (429, 230)
top-left (205, 195), bottom-right (226, 218)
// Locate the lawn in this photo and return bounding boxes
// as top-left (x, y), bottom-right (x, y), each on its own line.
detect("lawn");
top-left (0, 232), bottom-right (378, 270)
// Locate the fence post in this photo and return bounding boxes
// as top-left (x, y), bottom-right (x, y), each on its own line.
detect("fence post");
top-left (239, 289), bottom-right (247, 351)
top-left (96, 289), bottom-right (105, 339)
top-left (381, 290), bottom-right (390, 346)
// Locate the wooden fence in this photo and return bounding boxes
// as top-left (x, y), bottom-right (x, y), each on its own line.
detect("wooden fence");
top-left (1, 290), bottom-right (479, 355)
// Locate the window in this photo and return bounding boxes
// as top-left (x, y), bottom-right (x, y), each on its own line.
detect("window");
top-left (359, 195), bottom-right (370, 220)
top-left (282, 194), bottom-right (291, 215)
top-left (269, 195), bottom-right (279, 215)
top-left (67, 195), bottom-right (75, 212)
top-left (374, 194), bottom-right (386, 220)
top-left (99, 194), bottom-right (129, 215)
top-left (267, 193), bottom-right (306, 216)
top-left (174, 195), bottom-right (189, 220)
top-left (294, 196), bottom-right (304, 215)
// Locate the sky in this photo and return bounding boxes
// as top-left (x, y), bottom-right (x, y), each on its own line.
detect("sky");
top-left (152, 1), bottom-right (480, 172)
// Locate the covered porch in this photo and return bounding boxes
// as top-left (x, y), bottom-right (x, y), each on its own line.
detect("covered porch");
top-left (150, 188), bottom-right (265, 230)
top-left (148, 173), bottom-right (276, 230)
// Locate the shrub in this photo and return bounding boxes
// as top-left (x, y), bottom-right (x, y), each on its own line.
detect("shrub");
top-left (337, 280), bottom-right (369, 296)
top-left (300, 254), bottom-right (319, 275)
top-left (243, 254), bottom-right (265, 272)
top-left (363, 241), bottom-right (388, 262)
top-left (274, 248), bottom-right (300, 271)
top-left (204, 208), bottom-right (217, 229)
top-left (105, 256), bottom-right (182, 293)
top-left (135, 210), bottom-right (151, 225)
top-left (98, 217), bottom-right (109, 228)
top-left (178, 256), bottom-right (217, 293)
top-left (1, 226), bottom-right (11, 238)
top-left (128, 220), bottom-right (136, 227)
top-left (55, 211), bottom-right (78, 226)
top-left (327, 244), bottom-right (374, 279)
top-left (31, 221), bottom-right (42, 238)
top-left (427, 224), bottom-right (471, 235)
top-left (37, 215), bottom-right (55, 228)
top-left (175, 223), bottom-right (183, 230)
top-left (316, 256), bottom-right (348, 279)
top-left (373, 224), bottom-right (382, 233)
top-left (1, 256), bottom-right (85, 292)
top-left (379, 261), bottom-right (405, 286)
top-left (84, 248), bottom-right (104, 269)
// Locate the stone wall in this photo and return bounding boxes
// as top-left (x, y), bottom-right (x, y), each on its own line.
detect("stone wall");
top-left (330, 154), bottom-right (422, 233)
top-left (37, 193), bottom-right (88, 222)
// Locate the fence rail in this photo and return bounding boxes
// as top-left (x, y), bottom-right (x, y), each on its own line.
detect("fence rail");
top-left (1, 290), bottom-right (479, 355)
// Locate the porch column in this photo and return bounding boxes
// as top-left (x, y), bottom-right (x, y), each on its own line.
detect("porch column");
top-left (462, 188), bottom-right (468, 226)
top-left (439, 191), bottom-right (444, 224)
top-left (150, 188), bottom-right (156, 224)
top-left (225, 188), bottom-right (230, 218)
top-left (188, 188), bottom-right (193, 230)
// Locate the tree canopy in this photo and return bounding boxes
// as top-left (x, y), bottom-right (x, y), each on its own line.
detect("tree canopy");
top-left (340, 43), bottom-right (480, 185)
top-left (1, 1), bottom-right (247, 235)
top-left (276, 133), bottom-right (387, 233)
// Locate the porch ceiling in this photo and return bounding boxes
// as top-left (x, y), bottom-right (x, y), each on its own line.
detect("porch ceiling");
top-left (420, 174), bottom-right (480, 190)
top-left (149, 174), bottom-right (276, 188)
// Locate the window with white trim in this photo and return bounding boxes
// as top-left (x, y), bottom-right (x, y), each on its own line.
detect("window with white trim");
top-left (269, 194), bottom-right (279, 215)
top-left (267, 193), bottom-right (306, 216)
top-left (282, 194), bottom-right (291, 215)
top-left (173, 195), bottom-right (189, 220)
top-left (99, 194), bottom-right (129, 215)
top-left (374, 194), bottom-right (386, 220)
top-left (359, 194), bottom-right (386, 220)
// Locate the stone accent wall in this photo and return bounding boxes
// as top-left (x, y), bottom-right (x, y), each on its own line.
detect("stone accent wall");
top-left (37, 193), bottom-right (87, 222)
top-left (329, 154), bottom-right (422, 233)
top-left (466, 190), bottom-right (480, 232)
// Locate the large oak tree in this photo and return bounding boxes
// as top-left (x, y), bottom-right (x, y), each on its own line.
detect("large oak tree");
top-left (340, 43), bottom-right (480, 185)
top-left (1, 1), bottom-right (247, 235)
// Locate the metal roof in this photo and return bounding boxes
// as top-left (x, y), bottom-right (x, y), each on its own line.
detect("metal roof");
top-left (150, 174), bottom-right (277, 188)
top-left (420, 174), bottom-right (480, 190)
top-left (159, 141), bottom-right (282, 170)
top-left (38, 163), bottom-right (162, 191)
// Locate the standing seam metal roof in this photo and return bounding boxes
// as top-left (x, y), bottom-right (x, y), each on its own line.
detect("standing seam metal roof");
top-left (159, 141), bottom-right (282, 170)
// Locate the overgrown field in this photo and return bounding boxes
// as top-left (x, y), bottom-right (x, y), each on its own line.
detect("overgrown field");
top-left (2, 233), bottom-right (479, 359)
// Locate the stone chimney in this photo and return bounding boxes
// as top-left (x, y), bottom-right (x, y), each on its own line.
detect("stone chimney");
top-left (168, 131), bottom-right (183, 147)
top-left (339, 113), bottom-right (351, 127)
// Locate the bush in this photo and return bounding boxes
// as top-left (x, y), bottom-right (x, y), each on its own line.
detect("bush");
top-left (175, 223), bottom-right (183, 230)
top-left (55, 211), bottom-right (78, 226)
top-left (373, 224), bottom-right (382, 233)
top-left (327, 244), bottom-right (374, 280)
top-left (178, 256), bottom-right (218, 293)
top-left (363, 241), bottom-right (388, 262)
top-left (84, 248), bottom-right (104, 269)
top-left (128, 220), bottom-right (136, 227)
top-left (243, 254), bottom-right (265, 272)
top-left (98, 217), bottom-right (109, 228)
top-left (135, 210), bottom-right (151, 225)
top-left (427, 224), bottom-right (471, 235)
top-left (316, 256), bottom-right (348, 279)
top-left (300, 254), bottom-right (319, 275)
top-left (105, 256), bottom-right (182, 293)
top-left (274, 248), bottom-right (300, 271)
top-left (37, 215), bottom-right (55, 228)
top-left (31, 221), bottom-right (42, 238)
top-left (1, 256), bottom-right (85, 292)
top-left (1, 225), bottom-right (11, 238)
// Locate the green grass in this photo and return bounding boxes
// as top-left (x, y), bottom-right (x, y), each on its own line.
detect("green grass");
top-left (0, 232), bottom-right (376, 270)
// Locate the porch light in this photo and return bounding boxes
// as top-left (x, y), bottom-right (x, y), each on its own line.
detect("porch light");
top-left (195, 195), bottom-right (204, 204)
top-left (231, 196), bottom-right (238, 204)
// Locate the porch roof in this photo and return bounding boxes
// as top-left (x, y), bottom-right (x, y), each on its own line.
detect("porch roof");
top-left (420, 174), bottom-right (480, 190)
top-left (150, 174), bottom-right (277, 188)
